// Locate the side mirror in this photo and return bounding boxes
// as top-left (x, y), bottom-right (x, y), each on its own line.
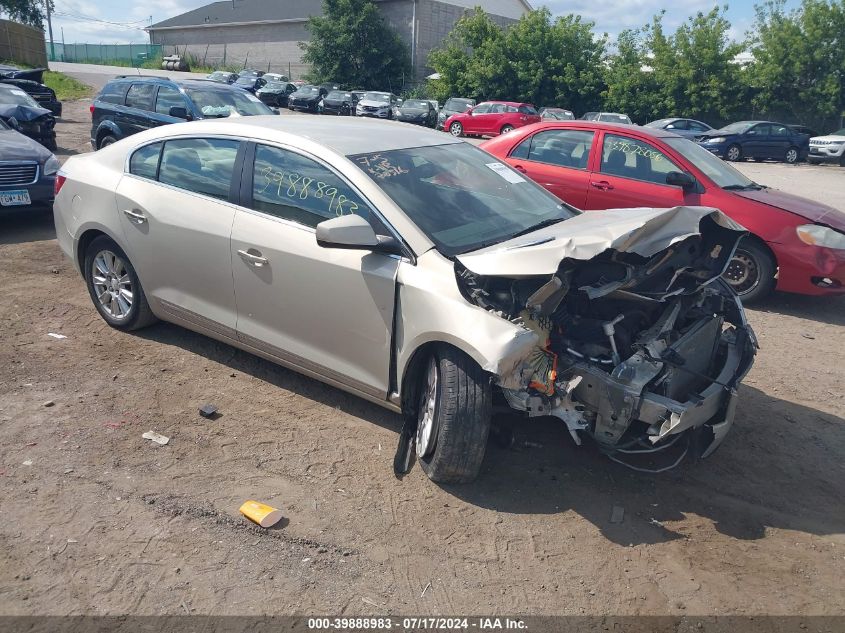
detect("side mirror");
top-left (169, 106), bottom-right (190, 120)
top-left (666, 171), bottom-right (696, 189)
top-left (316, 215), bottom-right (401, 255)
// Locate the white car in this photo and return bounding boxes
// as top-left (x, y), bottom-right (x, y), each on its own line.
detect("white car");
top-left (356, 91), bottom-right (398, 119)
top-left (53, 117), bottom-right (756, 483)
top-left (808, 128), bottom-right (845, 166)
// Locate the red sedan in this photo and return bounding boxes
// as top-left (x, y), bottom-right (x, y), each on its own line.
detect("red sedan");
top-left (481, 121), bottom-right (845, 302)
top-left (443, 101), bottom-right (540, 138)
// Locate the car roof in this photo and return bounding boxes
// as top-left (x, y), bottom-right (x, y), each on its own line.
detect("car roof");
top-left (526, 120), bottom-right (678, 138)
top-left (480, 100), bottom-right (529, 106)
top-left (132, 115), bottom-right (463, 155)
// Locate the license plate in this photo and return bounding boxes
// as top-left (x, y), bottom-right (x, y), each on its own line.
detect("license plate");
top-left (810, 148), bottom-right (821, 154)
top-left (0, 190), bottom-right (31, 206)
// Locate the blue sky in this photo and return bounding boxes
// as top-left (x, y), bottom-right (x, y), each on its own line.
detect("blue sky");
top-left (38, 0), bottom-right (803, 46)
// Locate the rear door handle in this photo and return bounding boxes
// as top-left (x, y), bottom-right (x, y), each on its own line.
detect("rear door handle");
top-left (512, 164), bottom-right (527, 173)
top-left (590, 181), bottom-right (614, 191)
top-left (237, 249), bottom-right (269, 267)
top-left (123, 209), bottom-right (147, 223)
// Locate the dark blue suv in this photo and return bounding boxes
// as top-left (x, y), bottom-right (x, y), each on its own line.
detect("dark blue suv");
top-left (90, 76), bottom-right (275, 149)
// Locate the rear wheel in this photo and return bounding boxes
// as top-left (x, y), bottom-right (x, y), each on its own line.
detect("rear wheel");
top-left (722, 239), bottom-right (776, 303)
top-left (449, 122), bottom-right (463, 137)
top-left (98, 134), bottom-right (117, 149)
top-left (726, 144), bottom-right (742, 162)
top-left (785, 147), bottom-right (800, 164)
top-left (417, 347), bottom-right (492, 484)
top-left (84, 236), bottom-right (157, 331)
top-left (500, 124), bottom-right (514, 134)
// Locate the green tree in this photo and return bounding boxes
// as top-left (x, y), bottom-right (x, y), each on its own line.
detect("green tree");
top-left (300, 0), bottom-right (411, 90)
top-left (0, 0), bottom-right (48, 28)
top-left (603, 28), bottom-right (661, 123)
top-left (427, 7), bottom-right (607, 111)
top-left (748, 0), bottom-right (844, 130)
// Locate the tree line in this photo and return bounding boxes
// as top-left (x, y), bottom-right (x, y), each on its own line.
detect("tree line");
top-left (427, 0), bottom-right (844, 131)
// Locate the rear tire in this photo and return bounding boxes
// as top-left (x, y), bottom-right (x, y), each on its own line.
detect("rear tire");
top-left (98, 134), bottom-right (117, 149)
top-left (84, 236), bottom-right (157, 331)
top-left (722, 239), bottom-right (776, 303)
top-left (500, 124), bottom-right (514, 134)
top-left (785, 147), bottom-right (800, 164)
top-left (417, 346), bottom-right (492, 484)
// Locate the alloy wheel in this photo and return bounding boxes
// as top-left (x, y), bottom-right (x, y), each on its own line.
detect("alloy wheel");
top-left (501, 125), bottom-right (514, 134)
top-left (91, 249), bottom-right (133, 320)
top-left (785, 148), bottom-right (798, 164)
top-left (415, 356), bottom-right (439, 458)
top-left (723, 250), bottom-right (760, 295)
top-left (727, 146), bottom-right (741, 161)
top-left (449, 122), bottom-right (463, 137)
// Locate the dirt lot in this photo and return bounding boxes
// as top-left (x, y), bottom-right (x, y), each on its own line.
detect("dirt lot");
top-left (1, 99), bottom-right (844, 617)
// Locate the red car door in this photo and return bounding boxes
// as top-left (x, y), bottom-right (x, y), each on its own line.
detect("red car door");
top-left (463, 103), bottom-right (491, 135)
top-left (585, 131), bottom-right (703, 210)
top-left (503, 128), bottom-right (596, 208)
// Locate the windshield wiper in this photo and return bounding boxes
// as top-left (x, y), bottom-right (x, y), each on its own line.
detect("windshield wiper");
top-left (723, 182), bottom-right (763, 191)
top-left (507, 217), bottom-right (567, 240)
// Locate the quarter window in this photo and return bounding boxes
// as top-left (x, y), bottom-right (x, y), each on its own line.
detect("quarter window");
top-left (125, 83), bottom-right (156, 111)
top-left (517, 129), bottom-right (595, 170)
top-left (99, 82), bottom-right (128, 105)
top-left (251, 144), bottom-right (369, 228)
top-left (129, 143), bottom-right (162, 180)
top-left (155, 85), bottom-right (185, 116)
top-left (600, 134), bottom-right (683, 185)
top-left (158, 138), bottom-right (240, 200)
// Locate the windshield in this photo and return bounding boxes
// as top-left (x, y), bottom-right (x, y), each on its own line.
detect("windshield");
top-left (645, 119), bottom-right (672, 128)
top-left (544, 109), bottom-right (574, 120)
top-left (264, 82), bottom-right (287, 90)
top-left (598, 113), bottom-right (632, 124)
top-left (664, 137), bottom-right (756, 189)
top-left (363, 92), bottom-right (390, 102)
top-left (829, 129), bottom-right (845, 136)
top-left (235, 77), bottom-right (255, 86)
top-left (184, 88), bottom-right (273, 117)
top-left (403, 100), bottom-right (429, 109)
top-left (295, 86), bottom-right (319, 95)
top-left (348, 143), bottom-right (577, 256)
top-left (444, 98), bottom-right (473, 112)
top-left (719, 122), bottom-right (755, 134)
top-left (327, 91), bottom-right (352, 100)
top-left (0, 87), bottom-right (39, 107)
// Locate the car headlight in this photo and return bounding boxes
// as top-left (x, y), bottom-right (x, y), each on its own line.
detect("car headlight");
top-left (43, 155), bottom-right (60, 175)
top-left (796, 224), bottom-right (845, 250)
top-left (705, 137), bottom-right (726, 143)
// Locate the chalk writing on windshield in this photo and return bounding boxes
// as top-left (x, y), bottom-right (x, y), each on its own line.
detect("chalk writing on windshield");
top-left (256, 164), bottom-right (359, 216)
top-left (354, 154), bottom-right (409, 180)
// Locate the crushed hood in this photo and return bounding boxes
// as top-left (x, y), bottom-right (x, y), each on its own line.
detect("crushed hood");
top-left (734, 189), bottom-right (845, 232)
top-left (457, 206), bottom-right (746, 277)
top-left (0, 103), bottom-right (53, 122)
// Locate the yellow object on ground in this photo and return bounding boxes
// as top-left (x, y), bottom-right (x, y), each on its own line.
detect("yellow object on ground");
top-left (239, 500), bottom-right (283, 528)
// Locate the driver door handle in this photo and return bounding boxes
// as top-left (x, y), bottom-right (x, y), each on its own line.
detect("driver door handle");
top-left (590, 180), bottom-right (614, 191)
top-left (512, 164), bottom-right (527, 173)
top-left (238, 249), bottom-right (269, 267)
top-left (123, 209), bottom-right (147, 223)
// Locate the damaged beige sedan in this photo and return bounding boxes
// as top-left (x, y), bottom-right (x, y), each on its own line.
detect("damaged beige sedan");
top-left (54, 117), bottom-right (756, 483)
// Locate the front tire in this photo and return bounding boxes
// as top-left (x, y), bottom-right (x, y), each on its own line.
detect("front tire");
top-left (726, 144), bottom-right (742, 162)
top-left (722, 239), bottom-right (776, 303)
top-left (84, 236), bottom-right (157, 331)
top-left (785, 147), bottom-right (800, 164)
top-left (500, 124), bottom-right (514, 134)
top-left (449, 122), bottom-right (463, 137)
top-left (417, 347), bottom-right (492, 484)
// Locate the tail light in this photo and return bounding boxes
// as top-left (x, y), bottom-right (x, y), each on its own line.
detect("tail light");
top-left (54, 173), bottom-right (67, 196)
top-left (89, 104), bottom-right (94, 115)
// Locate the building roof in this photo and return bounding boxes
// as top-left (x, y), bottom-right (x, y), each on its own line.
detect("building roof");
top-left (149, 0), bottom-right (532, 30)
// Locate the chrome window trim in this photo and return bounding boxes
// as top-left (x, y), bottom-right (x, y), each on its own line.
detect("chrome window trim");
top-left (0, 160), bottom-right (40, 186)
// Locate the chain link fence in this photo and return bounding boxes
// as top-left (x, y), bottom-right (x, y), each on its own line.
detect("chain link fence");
top-left (47, 43), bottom-right (163, 67)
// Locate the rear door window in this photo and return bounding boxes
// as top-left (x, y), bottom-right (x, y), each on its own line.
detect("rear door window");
top-left (125, 83), bottom-right (156, 111)
top-left (600, 134), bottom-right (683, 185)
top-left (158, 138), bottom-right (240, 200)
top-left (520, 129), bottom-right (595, 169)
top-left (155, 85), bottom-right (185, 116)
top-left (251, 144), bottom-right (370, 228)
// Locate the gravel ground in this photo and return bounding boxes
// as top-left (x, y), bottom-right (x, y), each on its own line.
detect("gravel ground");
top-left (0, 98), bottom-right (843, 617)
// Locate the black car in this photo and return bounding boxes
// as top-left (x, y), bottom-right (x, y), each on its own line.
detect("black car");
top-left (288, 85), bottom-right (327, 113)
top-left (90, 76), bottom-right (274, 149)
top-left (395, 98), bottom-right (437, 127)
top-left (0, 65), bottom-right (62, 116)
top-left (0, 117), bottom-right (58, 214)
top-left (256, 81), bottom-right (298, 107)
top-left (206, 71), bottom-right (238, 84)
top-left (788, 124), bottom-right (819, 139)
top-left (437, 97), bottom-right (476, 129)
top-left (233, 75), bottom-right (267, 94)
top-left (321, 89), bottom-right (358, 115)
top-left (238, 69), bottom-right (264, 78)
top-left (0, 84), bottom-right (57, 150)
top-left (696, 120), bottom-right (810, 164)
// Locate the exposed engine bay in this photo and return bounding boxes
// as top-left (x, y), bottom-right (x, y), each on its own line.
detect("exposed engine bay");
top-left (455, 213), bottom-right (758, 470)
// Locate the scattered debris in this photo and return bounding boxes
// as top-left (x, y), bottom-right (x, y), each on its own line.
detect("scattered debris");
top-left (801, 333), bottom-right (815, 340)
top-left (63, 468), bottom-right (74, 474)
top-left (180, 599), bottom-right (190, 615)
top-left (421, 581), bottom-right (432, 598)
top-left (610, 506), bottom-right (625, 524)
top-left (649, 518), bottom-right (664, 527)
top-left (198, 404), bottom-right (218, 419)
top-left (361, 597), bottom-right (380, 607)
top-left (239, 499), bottom-right (284, 528)
top-left (47, 333), bottom-right (67, 339)
top-left (22, 460), bottom-right (33, 466)
top-left (43, 400), bottom-right (55, 407)
top-left (142, 431), bottom-right (170, 446)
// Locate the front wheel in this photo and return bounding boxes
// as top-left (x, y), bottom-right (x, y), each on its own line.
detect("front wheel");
top-left (722, 240), bottom-right (776, 303)
top-left (500, 124), bottom-right (514, 134)
top-left (449, 122), bottom-right (463, 137)
top-left (726, 144), bottom-right (742, 162)
top-left (98, 134), bottom-right (117, 149)
top-left (84, 236), bottom-right (157, 331)
top-left (785, 147), bottom-right (800, 164)
top-left (417, 347), bottom-right (492, 484)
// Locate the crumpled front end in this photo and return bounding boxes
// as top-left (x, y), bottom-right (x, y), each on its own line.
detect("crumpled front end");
top-left (456, 207), bottom-right (758, 467)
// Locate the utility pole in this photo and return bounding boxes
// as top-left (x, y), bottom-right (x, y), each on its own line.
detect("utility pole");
top-left (44, 0), bottom-right (55, 61)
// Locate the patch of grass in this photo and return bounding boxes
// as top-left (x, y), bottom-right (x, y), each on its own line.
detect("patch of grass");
top-left (43, 70), bottom-right (92, 100)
